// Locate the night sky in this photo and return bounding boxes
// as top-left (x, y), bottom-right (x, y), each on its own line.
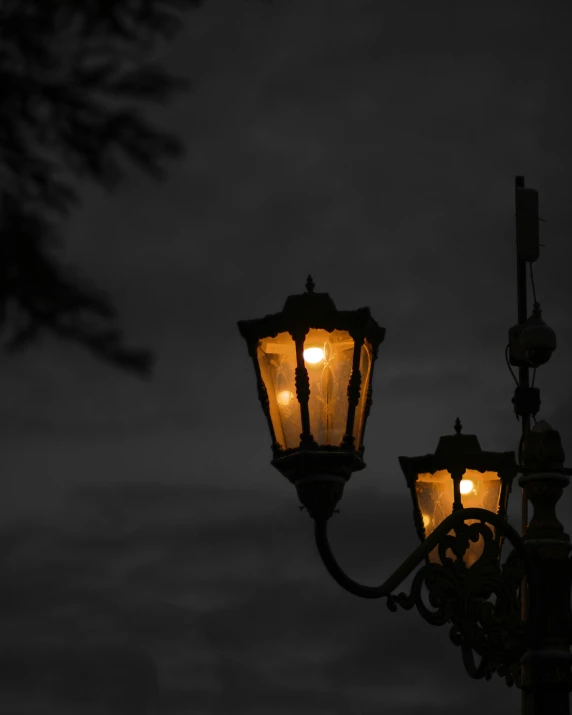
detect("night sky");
top-left (2, 0), bottom-right (572, 712)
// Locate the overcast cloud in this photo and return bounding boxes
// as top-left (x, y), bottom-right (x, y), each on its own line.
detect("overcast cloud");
top-left (1, 0), bottom-right (572, 712)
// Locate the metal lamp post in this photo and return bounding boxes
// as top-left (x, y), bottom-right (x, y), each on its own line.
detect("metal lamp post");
top-left (237, 177), bottom-right (572, 714)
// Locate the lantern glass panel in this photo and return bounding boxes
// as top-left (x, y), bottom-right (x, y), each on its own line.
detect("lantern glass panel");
top-left (303, 328), bottom-right (354, 446)
top-left (353, 339), bottom-right (372, 449)
top-left (257, 332), bottom-right (301, 450)
top-left (417, 469), bottom-right (502, 568)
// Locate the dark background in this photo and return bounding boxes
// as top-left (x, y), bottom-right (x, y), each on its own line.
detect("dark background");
top-left (2, 0), bottom-right (572, 712)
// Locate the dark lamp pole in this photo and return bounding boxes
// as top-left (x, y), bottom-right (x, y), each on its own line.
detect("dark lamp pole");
top-left (237, 178), bottom-right (572, 714)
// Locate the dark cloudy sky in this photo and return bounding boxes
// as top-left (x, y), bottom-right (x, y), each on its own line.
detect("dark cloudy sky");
top-left (2, 0), bottom-right (572, 712)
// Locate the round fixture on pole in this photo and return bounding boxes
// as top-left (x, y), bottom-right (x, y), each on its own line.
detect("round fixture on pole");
top-left (518, 303), bottom-right (557, 368)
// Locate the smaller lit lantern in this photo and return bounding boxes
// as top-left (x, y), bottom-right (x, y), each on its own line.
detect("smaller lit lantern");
top-left (238, 276), bottom-right (385, 521)
top-left (398, 418), bottom-right (517, 568)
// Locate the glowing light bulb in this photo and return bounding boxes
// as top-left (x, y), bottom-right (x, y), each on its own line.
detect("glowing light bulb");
top-left (277, 390), bottom-right (294, 406)
top-left (460, 479), bottom-right (474, 495)
top-left (303, 347), bottom-right (325, 364)
top-left (422, 513), bottom-right (431, 528)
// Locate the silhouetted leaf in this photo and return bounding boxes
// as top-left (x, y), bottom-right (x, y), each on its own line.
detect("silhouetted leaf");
top-left (0, 0), bottom-right (256, 376)
top-left (107, 65), bottom-right (190, 101)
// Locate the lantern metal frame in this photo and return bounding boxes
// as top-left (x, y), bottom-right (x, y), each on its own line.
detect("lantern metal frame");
top-left (398, 417), bottom-right (518, 561)
top-left (238, 275), bottom-right (385, 521)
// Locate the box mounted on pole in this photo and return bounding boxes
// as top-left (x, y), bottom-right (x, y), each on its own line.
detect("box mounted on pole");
top-left (515, 177), bottom-right (539, 262)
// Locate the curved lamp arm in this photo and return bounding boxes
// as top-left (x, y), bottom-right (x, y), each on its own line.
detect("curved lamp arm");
top-left (314, 507), bottom-right (531, 599)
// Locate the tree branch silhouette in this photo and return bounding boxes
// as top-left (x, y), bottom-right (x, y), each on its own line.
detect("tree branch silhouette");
top-left (0, 0), bottom-right (205, 376)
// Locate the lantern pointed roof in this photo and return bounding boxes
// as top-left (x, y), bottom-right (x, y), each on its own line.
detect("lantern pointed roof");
top-left (237, 276), bottom-right (385, 348)
top-left (281, 275), bottom-right (338, 321)
top-left (434, 417), bottom-right (482, 460)
top-left (398, 418), bottom-right (518, 487)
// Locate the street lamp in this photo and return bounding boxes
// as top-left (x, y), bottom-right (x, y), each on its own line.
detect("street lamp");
top-left (237, 274), bottom-right (385, 521)
top-left (399, 417), bottom-right (517, 569)
top-left (237, 178), bottom-right (572, 715)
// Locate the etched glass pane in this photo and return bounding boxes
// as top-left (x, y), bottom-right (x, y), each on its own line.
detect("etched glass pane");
top-left (303, 328), bottom-right (354, 446)
top-left (417, 469), bottom-right (502, 568)
top-left (353, 340), bottom-right (372, 449)
top-left (257, 332), bottom-right (301, 449)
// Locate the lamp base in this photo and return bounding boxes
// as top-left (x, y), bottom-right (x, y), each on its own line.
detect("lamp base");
top-left (271, 447), bottom-right (365, 520)
top-left (294, 474), bottom-right (347, 521)
top-left (271, 447), bottom-right (364, 480)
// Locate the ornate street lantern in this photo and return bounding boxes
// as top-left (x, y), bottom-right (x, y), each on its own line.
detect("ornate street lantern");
top-left (238, 276), bottom-right (385, 521)
top-left (398, 419), bottom-right (518, 568)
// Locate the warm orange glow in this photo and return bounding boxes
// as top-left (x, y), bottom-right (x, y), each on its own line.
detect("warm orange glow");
top-left (276, 390), bottom-right (294, 406)
top-left (303, 329), bottom-right (355, 446)
top-left (257, 328), bottom-right (366, 449)
top-left (303, 347), bottom-right (325, 364)
top-left (257, 332), bottom-right (301, 449)
top-left (459, 479), bottom-right (474, 495)
top-left (416, 469), bottom-right (502, 568)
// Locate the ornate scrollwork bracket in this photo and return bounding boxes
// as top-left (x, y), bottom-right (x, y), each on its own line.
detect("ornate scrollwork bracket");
top-left (314, 507), bottom-right (534, 687)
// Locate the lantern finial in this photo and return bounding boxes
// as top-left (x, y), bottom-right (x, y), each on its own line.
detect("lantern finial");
top-left (454, 417), bottom-right (462, 435)
top-left (305, 274), bottom-right (315, 293)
